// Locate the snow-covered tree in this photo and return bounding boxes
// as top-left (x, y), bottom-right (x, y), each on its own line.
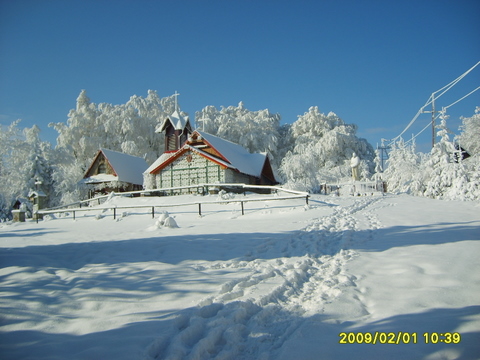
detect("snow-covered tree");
top-left (423, 114), bottom-right (457, 198)
top-left (50, 90), bottom-right (178, 167)
top-left (195, 102), bottom-right (282, 167)
top-left (49, 90), bottom-right (182, 203)
top-left (421, 110), bottom-right (480, 200)
top-left (372, 148), bottom-right (383, 180)
top-left (23, 125), bottom-right (55, 200)
top-left (457, 106), bottom-right (480, 156)
top-left (0, 121), bottom-right (54, 220)
top-left (0, 121), bottom-right (22, 219)
top-left (383, 107), bottom-right (480, 201)
top-left (383, 139), bottom-right (423, 195)
top-left (280, 107), bottom-right (375, 191)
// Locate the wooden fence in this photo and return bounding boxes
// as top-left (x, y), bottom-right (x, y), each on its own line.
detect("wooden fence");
top-left (35, 184), bottom-right (309, 223)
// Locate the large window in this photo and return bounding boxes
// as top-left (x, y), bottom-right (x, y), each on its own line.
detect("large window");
top-left (98, 162), bottom-right (107, 174)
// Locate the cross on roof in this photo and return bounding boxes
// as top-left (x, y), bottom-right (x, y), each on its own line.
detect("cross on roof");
top-left (174, 91), bottom-right (180, 112)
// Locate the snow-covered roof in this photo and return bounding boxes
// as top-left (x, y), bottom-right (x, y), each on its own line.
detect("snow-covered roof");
top-left (84, 149), bottom-right (148, 185)
top-left (148, 131), bottom-right (269, 178)
top-left (156, 110), bottom-right (191, 133)
top-left (195, 131), bottom-right (267, 178)
top-left (28, 190), bottom-right (47, 198)
top-left (81, 174), bottom-right (119, 184)
top-left (186, 144), bottom-right (237, 170)
top-left (144, 151), bottom-right (176, 174)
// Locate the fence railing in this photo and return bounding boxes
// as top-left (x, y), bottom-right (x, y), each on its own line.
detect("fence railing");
top-left (34, 184), bottom-right (309, 223)
top-left (320, 181), bottom-right (386, 196)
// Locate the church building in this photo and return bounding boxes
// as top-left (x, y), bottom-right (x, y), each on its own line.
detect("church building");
top-left (144, 108), bottom-right (277, 193)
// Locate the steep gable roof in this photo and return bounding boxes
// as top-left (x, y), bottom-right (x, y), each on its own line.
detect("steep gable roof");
top-left (156, 110), bottom-right (191, 133)
top-left (84, 149), bottom-right (148, 185)
top-left (195, 131), bottom-right (267, 178)
top-left (148, 130), bottom-right (272, 180)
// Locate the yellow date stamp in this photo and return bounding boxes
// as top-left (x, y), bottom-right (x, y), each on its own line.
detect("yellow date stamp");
top-left (339, 332), bottom-right (461, 344)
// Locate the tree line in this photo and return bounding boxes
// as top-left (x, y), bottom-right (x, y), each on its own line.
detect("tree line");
top-left (1, 90), bottom-right (478, 220)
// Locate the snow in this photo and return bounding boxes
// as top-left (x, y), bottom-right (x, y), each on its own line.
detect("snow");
top-left (97, 148), bottom-right (149, 186)
top-left (146, 130), bottom-right (269, 179)
top-left (1, 193), bottom-right (479, 359)
top-left (196, 131), bottom-right (267, 178)
top-left (28, 190), bottom-right (47, 198)
top-left (144, 152), bottom-right (176, 174)
top-left (81, 173), bottom-right (119, 184)
top-left (186, 145), bottom-right (237, 170)
top-left (156, 110), bottom-right (191, 133)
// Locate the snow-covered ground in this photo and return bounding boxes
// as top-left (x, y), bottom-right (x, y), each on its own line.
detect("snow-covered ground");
top-left (1, 192), bottom-right (479, 360)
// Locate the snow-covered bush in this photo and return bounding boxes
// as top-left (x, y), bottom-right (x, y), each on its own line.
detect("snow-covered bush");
top-left (154, 211), bottom-right (178, 228)
top-left (163, 216), bottom-right (179, 228)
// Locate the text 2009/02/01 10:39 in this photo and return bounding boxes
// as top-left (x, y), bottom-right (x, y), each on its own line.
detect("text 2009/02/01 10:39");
top-left (339, 332), bottom-right (461, 345)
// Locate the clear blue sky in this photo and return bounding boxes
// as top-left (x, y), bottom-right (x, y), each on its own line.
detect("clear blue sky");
top-left (1, 0), bottom-right (479, 152)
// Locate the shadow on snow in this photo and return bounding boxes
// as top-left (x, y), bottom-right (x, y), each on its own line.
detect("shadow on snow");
top-left (0, 216), bottom-right (479, 359)
top-left (0, 303), bottom-right (478, 360)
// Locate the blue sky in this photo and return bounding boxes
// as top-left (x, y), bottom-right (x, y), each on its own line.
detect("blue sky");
top-left (1, 0), bottom-right (479, 152)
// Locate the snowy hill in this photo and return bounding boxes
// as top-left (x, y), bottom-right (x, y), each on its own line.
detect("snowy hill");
top-left (1, 193), bottom-right (479, 359)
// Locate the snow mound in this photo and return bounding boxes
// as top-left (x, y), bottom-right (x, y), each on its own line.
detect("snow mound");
top-left (156, 211), bottom-right (169, 226)
top-left (43, 214), bottom-right (57, 221)
top-left (217, 190), bottom-right (236, 201)
top-left (163, 216), bottom-right (178, 228)
top-left (151, 212), bottom-right (178, 229)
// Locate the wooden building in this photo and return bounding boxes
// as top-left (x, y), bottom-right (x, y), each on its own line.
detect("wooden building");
top-left (144, 130), bottom-right (277, 193)
top-left (81, 148), bottom-right (148, 197)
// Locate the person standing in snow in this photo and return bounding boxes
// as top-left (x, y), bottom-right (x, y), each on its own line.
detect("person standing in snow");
top-left (350, 152), bottom-right (360, 181)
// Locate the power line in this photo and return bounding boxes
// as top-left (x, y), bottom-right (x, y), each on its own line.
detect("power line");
top-left (403, 86), bottom-right (479, 147)
top-left (445, 85), bottom-right (480, 109)
top-left (389, 61), bottom-right (480, 147)
top-left (404, 113), bottom-right (440, 146)
top-left (406, 84), bottom-right (479, 146)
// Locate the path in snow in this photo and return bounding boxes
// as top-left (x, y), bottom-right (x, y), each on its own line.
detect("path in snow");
top-left (2, 194), bottom-right (478, 359)
top-left (145, 197), bottom-right (383, 360)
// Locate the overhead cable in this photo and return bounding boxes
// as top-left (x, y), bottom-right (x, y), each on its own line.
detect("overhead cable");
top-left (445, 86), bottom-right (480, 109)
top-left (388, 61), bottom-right (480, 145)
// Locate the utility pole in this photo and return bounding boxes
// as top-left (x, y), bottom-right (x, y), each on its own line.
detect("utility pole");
top-left (422, 93), bottom-right (437, 148)
top-left (431, 95), bottom-right (436, 148)
top-left (377, 139), bottom-right (390, 171)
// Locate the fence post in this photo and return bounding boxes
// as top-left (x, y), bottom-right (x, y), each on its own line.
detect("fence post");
top-left (241, 201), bottom-right (244, 215)
top-left (306, 195), bottom-right (309, 205)
top-left (152, 206), bottom-right (155, 219)
top-left (73, 211), bottom-right (75, 221)
top-left (113, 208), bottom-right (116, 220)
top-left (198, 203), bottom-right (202, 216)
